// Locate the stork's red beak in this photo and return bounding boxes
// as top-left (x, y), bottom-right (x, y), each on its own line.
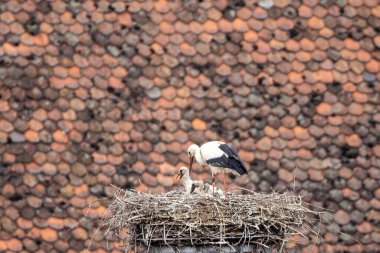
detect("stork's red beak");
top-left (189, 156), bottom-right (194, 171)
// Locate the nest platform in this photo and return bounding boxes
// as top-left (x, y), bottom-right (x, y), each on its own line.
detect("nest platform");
top-left (101, 187), bottom-right (313, 252)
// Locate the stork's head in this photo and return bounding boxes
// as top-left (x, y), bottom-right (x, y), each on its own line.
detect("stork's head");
top-left (187, 144), bottom-right (199, 171)
top-left (176, 166), bottom-right (189, 180)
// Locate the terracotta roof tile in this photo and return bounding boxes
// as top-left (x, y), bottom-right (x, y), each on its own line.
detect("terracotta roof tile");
top-left (159, 21), bottom-right (174, 34)
top-left (277, 17), bottom-right (294, 30)
top-left (300, 38), bottom-right (316, 51)
top-left (308, 16), bottom-right (325, 29)
top-left (253, 7), bottom-right (268, 20)
top-left (72, 227), bottom-right (88, 240)
top-left (0, 11), bottom-right (15, 23)
top-left (206, 7), bottom-right (221, 21)
top-left (191, 118), bottom-right (207, 131)
top-left (366, 60), bottom-right (379, 73)
top-left (272, 0), bottom-right (289, 8)
top-left (40, 228), bottom-right (58, 242)
top-left (6, 0), bottom-right (22, 12)
top-left (232, 18), bottom-right (248, 32)
top-left (0, 23), bottom-right (10, 35)
top-left (203, 20), bottom-right (218, 33)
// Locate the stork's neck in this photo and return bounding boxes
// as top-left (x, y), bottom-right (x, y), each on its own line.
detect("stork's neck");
top-left (194, 147), bottom-right (206, 165)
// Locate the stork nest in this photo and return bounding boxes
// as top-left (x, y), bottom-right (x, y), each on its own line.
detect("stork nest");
top-left (100, 186), bottom-right (317, 252)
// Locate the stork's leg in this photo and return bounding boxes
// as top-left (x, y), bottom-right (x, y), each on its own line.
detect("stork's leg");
top-left (212, 175), bottom-right (215, 196)
top-left (224, 172), bottom-right (227, 193)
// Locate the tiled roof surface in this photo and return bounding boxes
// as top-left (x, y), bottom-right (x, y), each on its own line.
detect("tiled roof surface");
top-left (0, 0), bottom-right (380, 252)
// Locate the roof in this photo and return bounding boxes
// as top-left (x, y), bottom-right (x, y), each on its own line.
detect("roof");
top-left (0, 0), bottom-right (380, 252)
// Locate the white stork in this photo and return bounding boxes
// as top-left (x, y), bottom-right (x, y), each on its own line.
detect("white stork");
top-left (187, 141), bottom-right (247, 192)
top-left (177, 167), bottom-right (224, 198)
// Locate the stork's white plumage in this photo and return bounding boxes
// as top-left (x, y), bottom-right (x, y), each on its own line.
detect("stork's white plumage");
top-left (201, 182), bottom-right (225, 198)
top-left (177, 167), bottom-right (204, 194)
top-left (187, 141), bottom-right (247, 191)
top-left (177, 167), bottom-right (224, 198)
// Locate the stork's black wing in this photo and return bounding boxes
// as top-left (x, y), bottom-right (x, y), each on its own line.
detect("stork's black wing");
top-left (190, 183), bottom-right (197, 194)
top-left (205, 144), bottom-right (248, 175)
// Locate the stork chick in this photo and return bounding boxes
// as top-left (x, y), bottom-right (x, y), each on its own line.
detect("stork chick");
top-left (202, 182), bottom-right (225, 198)
top-left (177, 167), bottom-right (224, 198)
top-left (177, 167), bottom-right (203, 194)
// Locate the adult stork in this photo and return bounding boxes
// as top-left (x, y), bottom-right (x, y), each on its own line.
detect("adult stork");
top-left (187, 141), bottom-right (247, 192)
